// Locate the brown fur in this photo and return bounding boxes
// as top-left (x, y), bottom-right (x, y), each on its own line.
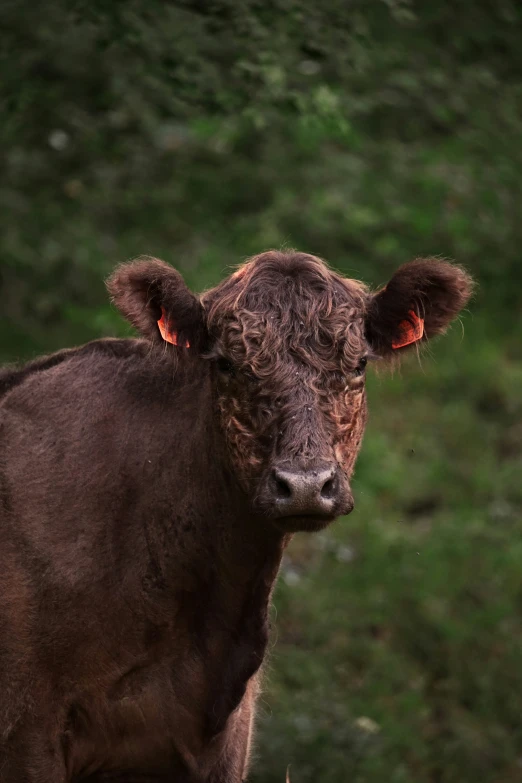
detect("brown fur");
top-left (0, 250), bottom-right (473, 781)
top-left (201, 252), bottom-right (370, 510)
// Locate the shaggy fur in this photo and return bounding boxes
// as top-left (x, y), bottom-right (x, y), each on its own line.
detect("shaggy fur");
top-left (0, 250), bottom-right (473, 782)
top-left (201, 252), bottom-right (370, 514)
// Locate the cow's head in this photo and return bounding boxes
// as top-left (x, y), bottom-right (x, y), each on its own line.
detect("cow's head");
top-left (108, 251), bottom-right (473, 532)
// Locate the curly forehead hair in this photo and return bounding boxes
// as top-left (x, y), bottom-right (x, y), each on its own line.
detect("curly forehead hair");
top-left (201, 250), bottom-right (370, 377)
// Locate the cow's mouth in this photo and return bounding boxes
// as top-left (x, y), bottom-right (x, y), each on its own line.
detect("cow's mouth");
top-left (272, 511), bottom-right (339, 533)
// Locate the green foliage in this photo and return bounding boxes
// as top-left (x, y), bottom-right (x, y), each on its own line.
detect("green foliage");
top-left (2, 2), bottom-right (521, 780)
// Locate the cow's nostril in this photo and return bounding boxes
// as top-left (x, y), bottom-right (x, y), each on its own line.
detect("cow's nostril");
top-left (274, 473), bottom-right (292, 499)
top-left (321, 477), bottom-right (335, 499)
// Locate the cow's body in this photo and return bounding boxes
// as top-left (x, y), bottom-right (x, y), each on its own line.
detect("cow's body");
top-left (0, 339), bottom-right (281, 781)
top-left (0, 251), bottom-right (472, 781)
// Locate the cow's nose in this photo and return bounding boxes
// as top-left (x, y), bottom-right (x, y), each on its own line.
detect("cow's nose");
top-left (271, 464), bottom-right (339, 517)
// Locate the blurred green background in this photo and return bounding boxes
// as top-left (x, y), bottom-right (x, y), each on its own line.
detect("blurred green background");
top-left (2, 1), bottom-right (522, 781)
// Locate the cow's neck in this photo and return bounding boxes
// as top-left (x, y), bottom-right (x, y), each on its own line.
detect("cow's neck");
top-left (198, 516), bottom-right (289, 738)
top-left (175, 456), bottom-right (289, 740)
top-left (142, 358), bottom-right (289, 739)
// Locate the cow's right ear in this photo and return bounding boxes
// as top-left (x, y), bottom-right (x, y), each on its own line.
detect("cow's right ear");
top-left (106, 257), bottom-right (205, 349)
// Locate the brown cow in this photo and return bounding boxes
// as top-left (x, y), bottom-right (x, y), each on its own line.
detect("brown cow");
top-left (0, 250), bottom-right (472, 782)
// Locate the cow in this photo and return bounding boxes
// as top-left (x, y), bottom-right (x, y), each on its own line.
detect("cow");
top-left (0, 250), bottom-right (473, 782)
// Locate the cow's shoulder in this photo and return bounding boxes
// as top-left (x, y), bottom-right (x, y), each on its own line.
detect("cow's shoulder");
top-left (0, 338), bottom-right (148, 402)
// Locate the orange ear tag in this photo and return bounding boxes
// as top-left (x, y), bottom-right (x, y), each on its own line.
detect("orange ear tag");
top-left (392, 310), bottom-right (424, 349)
top-left (157, 308), bottom-right (190, 348)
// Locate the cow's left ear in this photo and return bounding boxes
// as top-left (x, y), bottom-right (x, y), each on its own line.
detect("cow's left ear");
top-left (107, 257), bottom-right (205, 349)
top-left (365, 258), bottom-right (474, 356)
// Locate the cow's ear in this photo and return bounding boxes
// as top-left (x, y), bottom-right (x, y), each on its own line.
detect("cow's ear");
top-left (365, 258), bottom-right (474, 356)
top-left (107, 257), bottom-right (205, 349)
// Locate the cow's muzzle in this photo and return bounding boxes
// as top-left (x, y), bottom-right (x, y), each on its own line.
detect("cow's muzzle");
top-left (259, 461), bottom-right (354, 528)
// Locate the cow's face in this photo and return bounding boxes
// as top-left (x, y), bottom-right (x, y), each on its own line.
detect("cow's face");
top-left (201, 254), bottom-right (370, 530)
top-left (108, 251), bottom-right (473, 533)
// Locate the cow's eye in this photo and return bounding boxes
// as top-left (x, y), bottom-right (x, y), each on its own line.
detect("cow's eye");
top-left (354, 356), bottom-right (368, 376)
top-left (217, 357), bottom-right (235, 376)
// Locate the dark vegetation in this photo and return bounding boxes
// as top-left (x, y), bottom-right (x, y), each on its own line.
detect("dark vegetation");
top-left (1, 1), bottom-right (521, 780)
